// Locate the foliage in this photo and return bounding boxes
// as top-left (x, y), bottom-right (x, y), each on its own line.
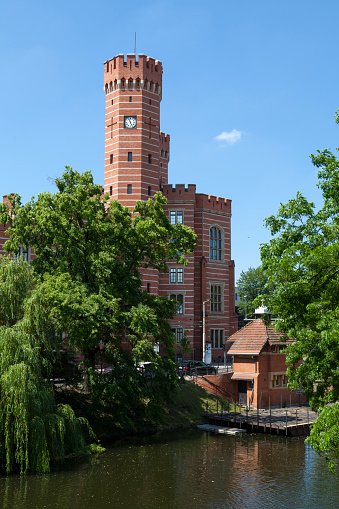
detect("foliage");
top-left (236, 265), bottom-right (269, 317)
top-left (0, 257), bottom-right (90, 474)
top-left (260, 110), bottom-right (339, 469)
top-left (0, 167), bottom-right (197, 395)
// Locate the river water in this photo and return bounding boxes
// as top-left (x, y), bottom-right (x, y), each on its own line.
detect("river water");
top-left (1, 429), bottom-right (338, 509)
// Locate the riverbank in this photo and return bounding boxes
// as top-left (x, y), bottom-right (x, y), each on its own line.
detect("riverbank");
top-left (55, 380), bottom-right (232, 442)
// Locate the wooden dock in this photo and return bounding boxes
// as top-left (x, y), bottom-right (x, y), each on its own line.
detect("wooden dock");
top-left (197, 424), bottom-right (246, 435)
top-left (203, 406), bottom-right (317, 437)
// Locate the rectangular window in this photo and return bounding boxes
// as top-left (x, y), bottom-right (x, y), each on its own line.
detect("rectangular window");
top-left (210, 329), bottom-right (224, 349)
top-left (110, 154), bottom-right (113, 164)
top-left (169, 268), bottom-right (184, 284)
top-left (127, 184), bottom-right (132, 194)
top-left (170, 268), bottom-right (176, 283)
top-left (148, 154), bottom-right (152, 164)
top-left (14, 246), bottom-right (29, 263)
top-left (148, 186), bottom-right (151, 196)
top-left (169, 211), bottom-right (183, 225)
top-left (172, 328), bottom-right (184, 344)
top-left (147, 283), bottom-right (150, 293)
top-left (170, 294), bottom-right (184, 314)
top-left (211, 285), bottom-right (222, 312)
top-left (109, 186), bottom-right (112, 196)
top-left (128, 152), bottom-right (132, 162)
top-left (129, 96), bottom-right (132, 102)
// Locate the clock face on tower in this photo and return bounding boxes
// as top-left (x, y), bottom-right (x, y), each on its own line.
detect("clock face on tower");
top-left (124, 116), bottom-right (137, 129)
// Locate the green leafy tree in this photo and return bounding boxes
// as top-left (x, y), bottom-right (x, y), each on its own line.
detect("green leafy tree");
top-left (0, 257), bottom-right (89, 474)
top-left (236, 266), bottom-right (268, 317)
top-left (260, 111), bottom-right (339, 470)
top-left (0, 167), bottom-right (197, 393)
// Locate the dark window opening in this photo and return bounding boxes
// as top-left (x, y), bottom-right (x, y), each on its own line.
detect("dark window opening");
top-left (127, 184), bottom-right (132, 194)
top-left (148, 186), bottom-right (151, 196)
top-left (148, 154), bottom-right (152, 164)
top-left (110, 154), bottom-right (113, 164)
top-left (109, 186), bottom-right (112, 196)
top-left (128, 152), bottom-right (132, 161)
top-left (210, 227), bottom-right (222, 260)
top-left (211, 285), bottom-right (222, 312)
top-left (129, 96), bottom-right (132, 102)
top-left (111, 100), bottom-right (114, 105)
top-left (147, 283), bottom-right (150, 293)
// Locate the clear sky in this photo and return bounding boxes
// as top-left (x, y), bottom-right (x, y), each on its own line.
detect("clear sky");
top-left (1, 0), bottom-right (339, 280)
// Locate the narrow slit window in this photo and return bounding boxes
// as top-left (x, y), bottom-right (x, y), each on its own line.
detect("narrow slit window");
top-left (110, 154), bottom-right (113, 164)
top-left (128, 152), bottom-right (132, 161)
top-left (127, 184), bottom-right (132, 194)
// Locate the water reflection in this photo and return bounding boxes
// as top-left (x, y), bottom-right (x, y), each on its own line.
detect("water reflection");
top-left (0, 430), bottom-right (338, 509)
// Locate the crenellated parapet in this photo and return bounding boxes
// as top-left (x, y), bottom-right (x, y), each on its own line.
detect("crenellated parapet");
top-left (195, 193), bottom-right (232, 213)
top-left (104, 54), bottom-right (163, 98)
top-left (162, 184), bottom-right (196, 200)
top-left (159, 132), bottom-right (170, 161)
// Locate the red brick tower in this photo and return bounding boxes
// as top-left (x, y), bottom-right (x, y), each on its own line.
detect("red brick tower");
top-left (103, 54), bottom-right (170, 206)
top-left (103, 53), bottom-right (237, 361)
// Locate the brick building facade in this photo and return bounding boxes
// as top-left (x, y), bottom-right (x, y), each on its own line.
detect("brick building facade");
top-left (0, 52), bottom-right (238, 362)
top-left (103, 53), bottom-right (237, 361)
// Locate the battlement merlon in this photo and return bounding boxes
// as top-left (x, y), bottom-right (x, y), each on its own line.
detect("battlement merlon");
top-left (195, 193), bottom-right (232, 214)
top-left (160, 132), bottom-right (170, 161)
top-left (104, 54), bottom-right (163, 94)
top-left (162, 184), bottom-right (197, 200)
top-left (3, 194), bottom-right (15, 207)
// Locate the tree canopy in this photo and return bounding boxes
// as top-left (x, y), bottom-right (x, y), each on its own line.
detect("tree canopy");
top-left (236, 265), bottom-right (269, 318)
top-left (260, 111), bottom-right (339, 470)
top-left (0, 257), bottom-right (89, 474)
top-left (0, 167), bottom-right (197, 390)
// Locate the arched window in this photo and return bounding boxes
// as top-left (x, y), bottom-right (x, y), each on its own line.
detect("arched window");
top-left (210, 227), bottom-right (222, 260)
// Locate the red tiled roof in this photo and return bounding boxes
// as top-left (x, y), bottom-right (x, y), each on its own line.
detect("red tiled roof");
top-left (227, 319), bottom-right (287, 356)
top-left (231, 373), bottom-right (255, 381)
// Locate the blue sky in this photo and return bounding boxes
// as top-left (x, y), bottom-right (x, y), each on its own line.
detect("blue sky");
top-left (1, 0), bottom-right (339, 280)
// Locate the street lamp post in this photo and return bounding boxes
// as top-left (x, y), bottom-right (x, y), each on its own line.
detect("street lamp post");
top-left (202, 299), bottom-right (210, 362)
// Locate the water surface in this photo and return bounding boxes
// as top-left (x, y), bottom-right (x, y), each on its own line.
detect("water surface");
top-left (1, 429), bottom-right (338, 509)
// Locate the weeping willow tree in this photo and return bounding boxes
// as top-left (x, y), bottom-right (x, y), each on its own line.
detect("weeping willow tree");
top-left (0, 257), bottom-right (90, 474)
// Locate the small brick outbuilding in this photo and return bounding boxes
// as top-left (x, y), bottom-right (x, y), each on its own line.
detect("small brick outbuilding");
top-left (227, 319), bottom-right (307, 408)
